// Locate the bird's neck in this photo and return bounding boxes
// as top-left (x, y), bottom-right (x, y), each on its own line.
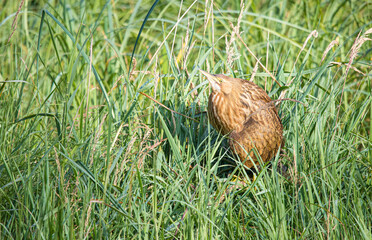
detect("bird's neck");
top-left (209, 91), bottom-right (245, 134)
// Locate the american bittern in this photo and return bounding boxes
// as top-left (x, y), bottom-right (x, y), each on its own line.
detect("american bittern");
top-left (200, 70), bottom-right (283, 169)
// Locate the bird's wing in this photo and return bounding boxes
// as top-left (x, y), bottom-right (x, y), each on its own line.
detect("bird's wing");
top-left (239, 82), bottom-right (273, 123)
top-left (242, 81), bottom-right (272, 103)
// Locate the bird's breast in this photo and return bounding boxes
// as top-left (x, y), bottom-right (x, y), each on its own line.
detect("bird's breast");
top-left (208, 92), bottom-right (246, 134)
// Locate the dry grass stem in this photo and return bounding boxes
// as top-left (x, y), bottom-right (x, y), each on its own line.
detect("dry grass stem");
top-left (170, 0), bottom-right (184, 58)
top-left (153, 55), bottom-right (159, 98)
top-left (279, 30), bottom-right (318, 101)
top-left (337, 28), bottom-right (371, 121)
top-left (182, 21), bottom-right (196, 75)
top-left (321, 38), bottom-right (339, 62)
top-left (139, 92), bottom-right (198, 122)
top-left (148, 0), bottom-right (198, 67)
top-left (129, 57), bottom-right (137, 80)
top-left (114, 135), bottom-right (137, 185)
top-left (91, 113), bottom-right (107, 165)
top-left (330, 62), bottom-right (365, 75)
top-left (226, 4), bottom-right (243, 70)
top-left (265, 32), bottom-right (270, 91)
top-left (246, 98), bottom-right (306, 121)
top-left (249, 58), bottom-right (261, 82)
top-left (235, 32), bottom-right (282, 87)
top-left (345, 28), bottom-right (372, 76)
top-left (7, 0), bottom-right (24, 43)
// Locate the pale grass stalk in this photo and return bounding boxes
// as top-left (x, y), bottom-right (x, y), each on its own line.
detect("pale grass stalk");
top-left (245, 98), bottom-right (306, 121)
top-left (7, 0), bottom-right (24, 43)
top-left (137, 138), bottom-right (166, 168)
top-left (69, 30), bottom-right (94, 139)
top-left (249, 58), bottom-right (260, 82)
top-left (211, 0), bottom-right (215, 60)
top-left (20, 57), bottom-right (29, 73)
top-left (114, 134), bottom-right (137, 185)
top-left (293, 141), bottom-right (298, 193)
top-left (132, 70), bottom-right (151, 75)
top-left (69, 100), bottom-right (85, 138)
top-left (206, 59), bottom-right (211, 72)
top-left (173, 54), bottom-right (181, 73)
top-left (265, 32), bottom-right (269, 91)
top-left (54, 147), bottom-right (61, 183)
top-left (153, 55), bottom-right (159, 99)
top-left (203, 0), bottom-right (210, 30)
top-left (139, 92), bottom-right (198, 122)
top-left (235, 32), bottom-right (282, 87)
top-left (327, 191), bottom-right (332, 239)
top-left (183, 39), bottom-right (196, 75)
top-left (129, 57), bottom-right (137, 80)
top-left (108, 74), bottom-right (125, 95)
top-left (91, 113), bottom-right (107, 165)
top-left (171, 0), bottom-right (183, 58)
top-left (86, 29), bottom-right (93, 128)
top-left (84, 199), bottom-right (104, 238)
top-left (182, 20), bottom-right (196, 75)
top-left (226, 2), bottom-right (243, 70)
top-left (330, 61), bottom-right (365, 75)
top-left (279, 30), bottom-right (318, 101)
top-left (321, 38), bottom-right (339, 62)
top-left (188, 81), bottom-right (200, 106)
top-left (203, 0), bottom-right (215, 60)
top-left (345, 28), bottom-right (372, 76)
top-left (337, 28), bottom-right (371, 121)
top-left (109, 123), bottom-right (126, 153)
top-left (148, 0), bottom-right (198, 67)
top-left (182, 19), bottom-right (190, 59)
top-left (137, 125), bottom-right (152, 169)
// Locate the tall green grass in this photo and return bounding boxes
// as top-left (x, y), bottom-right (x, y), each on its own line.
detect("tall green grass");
top-left (0, 0), bottom-right (371, 239)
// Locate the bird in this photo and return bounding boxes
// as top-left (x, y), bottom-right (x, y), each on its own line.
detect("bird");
top-left (200, 70), bottom-right (283, 169)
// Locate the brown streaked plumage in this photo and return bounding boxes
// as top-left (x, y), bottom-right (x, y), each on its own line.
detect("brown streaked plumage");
top-left (200, 70), bottom-right (283, 169)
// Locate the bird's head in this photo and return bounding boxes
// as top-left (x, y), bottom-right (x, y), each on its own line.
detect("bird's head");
top-left (200, 70), bottom-right (242, 96)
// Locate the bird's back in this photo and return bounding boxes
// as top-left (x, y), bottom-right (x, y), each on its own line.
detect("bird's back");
top-left (210, 79), bottom-right (283, 168)
top-left (230, 80), bottom-right (283, 167)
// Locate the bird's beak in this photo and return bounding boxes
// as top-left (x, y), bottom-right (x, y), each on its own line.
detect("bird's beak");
top-left (199, 69), bottom-right (221, 92)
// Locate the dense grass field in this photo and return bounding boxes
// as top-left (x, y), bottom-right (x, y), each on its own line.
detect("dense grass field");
top-left (1, 0), bottom-right (371, 239)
